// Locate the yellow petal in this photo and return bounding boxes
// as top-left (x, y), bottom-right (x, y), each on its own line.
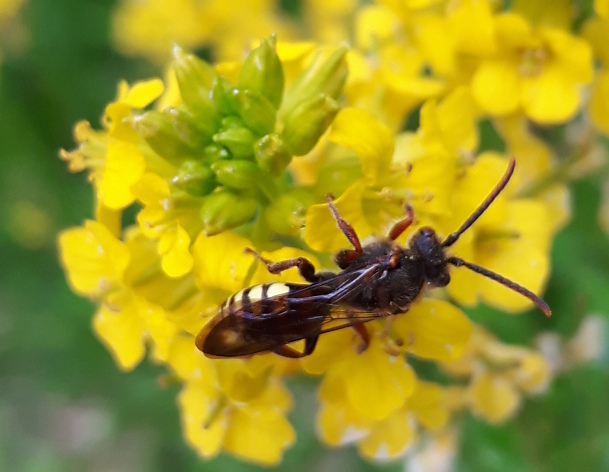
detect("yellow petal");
top-left (191, 231), bottom-right (255, 296)
top-left (342, 340), bottom-right (416, 420)
top-left (408, 381), bottom-right (449, 430)
top-left (123, 78), bottom-right (164, 108)
top-left (521, 64), bottom-right (580, 124)
top-left (475, 201), bottom-right (551, 313)
top-left (58, 220), bottom-right (130, 297)
top-left (223, 407), bottom-right (295, 465)
top-left (393, 299), bottom-right (472, 360)
top-left (447, 0), bottom-right (497, 56)
top-left (508, 352), bottom-right (551, 394)
top-left (93, 295), bottom-right (147, 371)
top-left (589, 69), bottom-right (609, 137)
top-left (329, 107), bottom-right (394, 184)
top-left (471, 59), bottom-right (521, 116)
top-left (357, 408), bottom-right (415, 461)
top-left (468, 371), bottom-right (521, 423)
top-left (178, 380), bottom-right (226, 459)
top-left (541, 28), bottom-right (593, 84)
top-left (355, 5), bottom-right (398, 49)
top-left (414, 14), bottom-right (456, 76)
top-left (167, 334), bottom-right (216, 381)
top-left (317, 401), bottom-right (371, 446)
top-left (435, 87), bottom-right (479, 155)
top-left (596, 0), bottom-right (609, 17)
top-left (216, 360), bottom-right (271, 403)
top-left (301, 329), bottom-right (354, 375)
top-left (494, 13), bottom-right (535, 50)
top-left (158, 224), bottom-right (194, 277)
top-left (101, 141), bottom-right (146, 209)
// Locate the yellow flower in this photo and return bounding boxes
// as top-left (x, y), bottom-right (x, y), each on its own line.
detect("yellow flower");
top-left (441, 326), bottom-right (552, 423)
top-left (471, 12), bottom-right (593, 123)
top-left (112, 0), bottom-right (299, 63)
top-left (59, 32), bottom-right (566, 465)
top-left (170, 336), bottom-right (295, 464)
top-left (60, 79), bottom-right (163, 210)
top-left (58, 220), bottom-right (130, 298)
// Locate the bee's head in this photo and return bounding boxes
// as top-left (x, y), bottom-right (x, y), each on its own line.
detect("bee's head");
top-left (411, 227), bottom-right (450, 287)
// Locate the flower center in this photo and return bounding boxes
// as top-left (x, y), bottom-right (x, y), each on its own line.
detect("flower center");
top-left (518, 47), bottom-right (548, 77)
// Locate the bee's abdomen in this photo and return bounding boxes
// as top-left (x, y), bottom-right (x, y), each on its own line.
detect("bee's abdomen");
top-left (220, 282), bottom-right (293, 319)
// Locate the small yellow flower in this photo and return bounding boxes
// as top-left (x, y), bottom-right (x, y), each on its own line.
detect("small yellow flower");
top-left (441, 326), bottom-right (552, 423)
top-left (170, 336), bottom-right (295, 464)
top-left (471, 12), bottom-right (593, 123)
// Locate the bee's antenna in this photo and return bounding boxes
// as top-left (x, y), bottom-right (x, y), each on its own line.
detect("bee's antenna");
top-left (442, 157), bottom-right (516, 248)
top-left (447, 256), bottom-right (551, 317)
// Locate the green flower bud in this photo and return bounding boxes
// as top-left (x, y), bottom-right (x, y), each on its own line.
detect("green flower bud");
top-left (233, 89), bottom-right (276, 136)
top-left (281, 94), bottom-right (340, 155)
top-left (213, 126), bottom-right (255, 158)
top-left (169, 106), bottom-right (217, 150)
top-left (204, 143), bottom-right (230, 162)
top-left (264, 190), bottom-right (314, 236)
top-left (132, 111), bottom-right (197, 163)
top-left (173, 160), bottom-right (217, 197)
top-left (254, 133), bottom-right (292, 176)
top-left (211, 75), bottom-right (239, 116)
top-left (200, 190), bottom-right (258, 235)
top-left (281, 46), bottom-right (347, 115)
top-left (172, 45), bottom-right (216, 109)
top-left (211, 159), bottom-right (260, 190)
top-left (238, 35), bottom-right (284, 109)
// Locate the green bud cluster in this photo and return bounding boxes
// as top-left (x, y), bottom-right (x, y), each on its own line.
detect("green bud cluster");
top-left (131, 36), bottom-right (347, 236)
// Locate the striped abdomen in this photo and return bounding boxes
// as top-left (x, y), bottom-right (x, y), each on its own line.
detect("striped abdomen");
top-left (195, 282), bottom-right (333, 357)
top-left (219, 282), bottom-right (293, 320)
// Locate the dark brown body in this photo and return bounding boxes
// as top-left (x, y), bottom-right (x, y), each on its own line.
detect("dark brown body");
top-left (196, 158), bottom-right (551, 358)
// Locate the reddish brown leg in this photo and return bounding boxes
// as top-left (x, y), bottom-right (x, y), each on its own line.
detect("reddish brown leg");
top-left (273, 336), bottom-right (319, 358)
top-left (388, 205), bottom-right (414, 241)
top-left (351, 322), bottom-right (370, 353)
top-left (245, 248), bottom-right (319, 283)
top-left (325, 193), bottom-right (363, 268)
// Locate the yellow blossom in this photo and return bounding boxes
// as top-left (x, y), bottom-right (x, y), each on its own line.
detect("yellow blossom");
top-left (170, 336), bottom-right (295, 464)
top-left (470, 12), bottom-right (593, 123)
top-left (58, 31), bottom-right (565, 466)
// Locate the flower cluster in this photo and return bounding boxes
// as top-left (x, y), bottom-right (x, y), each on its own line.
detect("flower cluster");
top-left (59, 0), bottom-right (608, 466)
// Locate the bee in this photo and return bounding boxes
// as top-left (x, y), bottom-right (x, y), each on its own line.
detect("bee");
top-left (196, 157), bottom-right (551, 358)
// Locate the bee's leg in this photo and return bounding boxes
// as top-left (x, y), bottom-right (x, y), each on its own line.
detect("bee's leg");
top-left (388, 204), bottom-right (414, 240)
top-left (244, 248), bottom-right (320, 283)
top-left (325, 193), bottom-right (363, 268)
top-left (351, 322), bottom-right (370, 354)
top-left (273, 336), bottom-right (318, 358)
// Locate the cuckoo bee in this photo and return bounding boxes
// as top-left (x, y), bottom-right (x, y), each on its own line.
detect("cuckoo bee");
top-left (196, 157), bottom-right (551, 358)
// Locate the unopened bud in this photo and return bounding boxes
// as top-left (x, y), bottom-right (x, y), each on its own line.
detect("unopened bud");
top-left (281, 94), bottom-right (340, 155)
top-left (204, 144), bottom-right (230, 162)
top-left (254, 133), bottom-right (292, 176)
top-left (238, 35), bottom-right (284, 109)
top-left (264, 190), bottom-right (313, 236)
top-left (211, 75), bottom-right (239, 116)
top-left (132, 111), bottom-right (197, 163)
top-left (173, 160), bottom-right (217, 197)
top-left (172, 45), bottom-right (216, 109)
top-left (281, 46), bottom-right (347, 114)
top-left (213, 126), bottom-right (255, 159)
top-left (233, 89), bottom-right (276, 136)
top-left (200, 190), bottom-right (258, 235)
top-left (169, 106), bottom-right (217, 150)
top-left (211, 159), bottom-right (260, 190)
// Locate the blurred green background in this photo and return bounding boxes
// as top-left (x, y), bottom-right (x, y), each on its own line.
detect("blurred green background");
top-left (1, 1), bottom-right (608, 471)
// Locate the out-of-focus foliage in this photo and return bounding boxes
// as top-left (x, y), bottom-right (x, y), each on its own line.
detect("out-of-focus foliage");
top-left (1, 0), bottom-right (609, 471)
